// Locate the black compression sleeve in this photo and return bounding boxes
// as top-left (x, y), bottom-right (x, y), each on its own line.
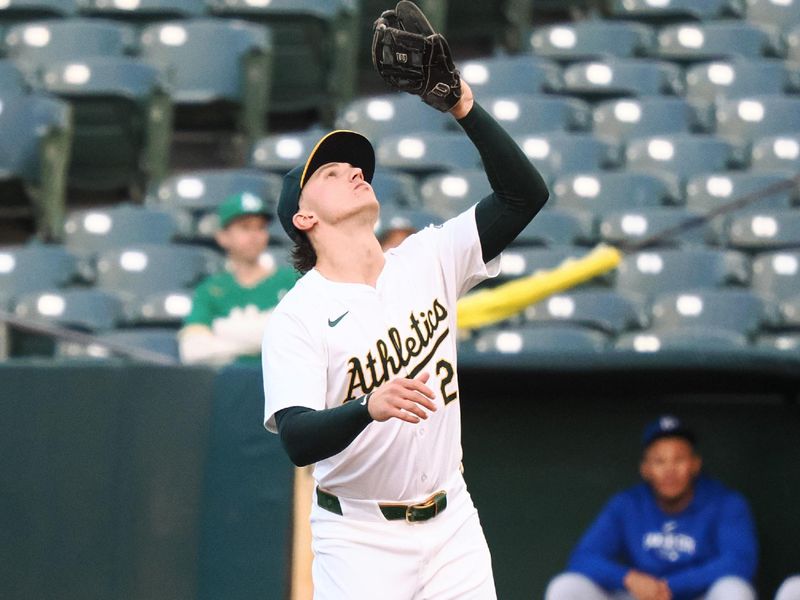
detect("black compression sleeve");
top-left (274, 397), bottom-right (373, 467)
top-left (457, 102), bottom-right (550, 262)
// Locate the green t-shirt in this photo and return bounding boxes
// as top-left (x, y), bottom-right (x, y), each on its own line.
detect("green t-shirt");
top-left (184, 266), bottom-right (299, 363)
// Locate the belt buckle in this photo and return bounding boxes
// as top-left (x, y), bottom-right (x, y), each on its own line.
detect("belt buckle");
top-left (405, 490), bottom-right (444, 523)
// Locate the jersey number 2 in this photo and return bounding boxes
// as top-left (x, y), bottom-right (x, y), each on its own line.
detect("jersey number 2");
top-left (436, 360), bottom-right (458, 405)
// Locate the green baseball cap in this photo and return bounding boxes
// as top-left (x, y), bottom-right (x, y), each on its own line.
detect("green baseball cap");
top-left (278, 130), bottom-right (375, 243)
top-left (217, 191), bottom-right (272, 228)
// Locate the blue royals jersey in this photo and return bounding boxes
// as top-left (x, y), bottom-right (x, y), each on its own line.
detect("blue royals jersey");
top-left (568, 476), bottom-right (758, 600)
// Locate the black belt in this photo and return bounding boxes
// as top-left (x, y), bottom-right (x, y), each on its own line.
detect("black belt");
top-left (316, 487), bottom-right (448, 523)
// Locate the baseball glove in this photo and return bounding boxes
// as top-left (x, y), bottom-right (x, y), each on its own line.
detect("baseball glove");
top-left (372, 1), bottom-right (461, 112)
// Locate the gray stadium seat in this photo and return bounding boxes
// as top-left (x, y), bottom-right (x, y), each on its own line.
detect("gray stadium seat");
top-left (746, 0), bottom-right (800, 33)
top-left (752, 250), bottom-right (800, 302)
top-left (206, 0), bottom-right (358, 120)
top-left (76, 0), bottom-right (204, 26)
top-left (374, 205), bottom-right (443, 243)
top-left (4, 18), bottom-right (136, 75)
top-left (615, 327), bottom-right (749, 353)
top-left (481, 94), bottom-right (592, 135)
top-left (715, 96), bottom-right (800, 150)
top-left (755, 332), bottom-right (800, 352)
top-left (624, 134), bottom-right (741, 183)
top-left (653, 21), bottom-right (778, 63)
top-left (513, 209), bottom-right (590, 246)
top-left (37, 56), bottom-right (171, 197)
top-left (551, 171), bottom-right (680, 212)
top-left (63, 204), bottom-right (178, 257)
top-left (685, 171), bottom-right (799, 214)
top-left (0, 244), bottom-right (78, 307)
top-left (529, 20), bottom-right (655, 62)
top-left (13, 287), bottom-right (124, 332)
top-left (472, 323), bottom-right (610, 354)
top-left (0, 92), bottom-right (72, 239)
top-left (419, 169), bottom-right (493, 218)
top-left (335, 94), bottom-right (452, 143)
top-left (460, 55), bottom-right (563, 96)
top-left (370, 170), bottom-right (421, 209)
top-left (375, 132), bottom-right (482, 174)
top-left (592, 97), bottom-right (701, 144)
top-left (779, 293), bottom-right (800, 328)
top-left (684, 59), bottom-right (800, 101)
top-left (94, 243), bottom-right (220, 295)
top-left (248, 127), bottom-right (328, 174)
top-left (58, 327), bottom-right (179, 361)
top-left (139, 18), bottom-right (271, 146)
top-left (561, 58), bottom-right (683, 99)
top-left (122, 289), bottom-right (193, 326)
top-left (750, 135), bottom-right (800, 172)
top-left (599, 207), bottom-right (709, 247)
top-left (0, 0), bottom-right (76, 40)
top-left (725, 211), bottom-right (800, 250)
top-left (523, 288), bottom-right (645, 335)
top-left (607, 0), bottom-right (745, 23)
top-left (515, 132), bottom-right (619, 176)
top-left (494, 245), bottom-right (609, 286)
top-left (0, 59), bottom-right (30, 99)
top-left (786, 23), bottom-right (800, 61)
top-left (649, 289), bottom-right (776, 337)
top-left (437, 0), bottom-right (532, 53)
top-left (615, 248), bottom-right (749, 298)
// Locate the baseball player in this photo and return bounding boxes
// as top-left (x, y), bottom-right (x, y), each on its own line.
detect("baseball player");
top-left (262, 2), bottom-right (548, 598)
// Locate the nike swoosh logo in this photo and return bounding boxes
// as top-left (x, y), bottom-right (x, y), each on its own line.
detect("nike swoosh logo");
top-left (360, 396), bottom-right (367, 406)
top-left (328, 311), bottom-right (349, 327)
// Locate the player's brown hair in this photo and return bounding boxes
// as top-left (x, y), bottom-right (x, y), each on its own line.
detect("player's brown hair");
top-left (291, 232), bottom-right (317, 274)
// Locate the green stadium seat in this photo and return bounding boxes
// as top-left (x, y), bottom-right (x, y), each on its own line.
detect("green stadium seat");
top-left (685, 171), bottom-right (798, 214)
top-left (248, 127), bottom-right (327, 174)
top-left (653, 21), bottom-right (779, 63)
top-left (725, 211), bottom-right (800, 250)
top-left (335, 93), bottom-right (452, 143)
top-left (374, 205), bottom-right (443, 242)
top-left (0, 0), bottom-right (76, 41)
top-left (715, 96), bottom-right (800, 149)
top-left (552, 171), bottom-right (680, 212)
top-left (419, 168), bottom-right (493, 218)
top-left (750, 134), bottom-right (800, 171)
top-left (515, 132), bottom-right (619, 177)
top-left (561, 58), bottom-right (683, 99)
top-left (37, 56), bottom-right (172, 197)
top-left (529, 20), bottom-right (655, 62)
top-left (513, 208), bottom-right (591, 246)
top-left (0, 244), bottom-right (78, 307)
top-left (523, 288), bottom-right (646, 335)
top-left (482, 94), bottom-right (592, 135)
top-left (494, 245), bottom-right (610, 287)
top-left (598, 207), bottom-right (709, 247)
top-left (460, 55), bottom-right (563, 96)
top-left (624, 134), bottom-right (741, 184)
top-left (13, 287), bottom-right (125, 332)
top-left (615, 327), bottom-right (749, 353)
top-left (375, 132), bottom-right (481, 174)
top-left (437, 0), bottom-right (532, 53)
top-left (472, 323), bottom-right (610, 354)
top-left (123, 289), bottom-right (193, 326)
top-left (370, 170), bottom-right (421, 208)
top-left (0, 92), bottom-right (72, 239)
top-left (752, 250), bottom-right (800, 302)
top-left (779, 293), bottom-right (800, 328)
top-left (684, 59), bottom-right (800, 102)
top-left (76, 0), bottom-right (204, 27)
top-left (206, 0), bottom-right (357, 121)
top-left (592, 97), bottom-right (702, 144)
top-left (139, 17), bottom-right (271, 146)
top-left (607, 0), bottom-right (745, 23)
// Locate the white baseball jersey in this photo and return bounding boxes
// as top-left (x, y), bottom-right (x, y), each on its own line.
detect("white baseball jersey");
top-left (262, 206), bottom-right (500, 503)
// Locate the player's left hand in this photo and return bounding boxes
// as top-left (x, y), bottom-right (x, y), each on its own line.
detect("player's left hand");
top-left (449, 80), bottom-right (473, 120)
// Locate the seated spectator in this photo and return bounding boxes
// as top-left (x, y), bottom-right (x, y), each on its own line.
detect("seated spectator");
top-left (546, 415), bottom-right (758, 600)
top-left (777, 576), bottom-right (800, 600)
top-left (179, 192), bottom-right (297, 366)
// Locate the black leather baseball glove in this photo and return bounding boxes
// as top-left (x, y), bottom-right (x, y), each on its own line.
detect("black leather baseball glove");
top-left (371, 1), bottom-right (462, 112)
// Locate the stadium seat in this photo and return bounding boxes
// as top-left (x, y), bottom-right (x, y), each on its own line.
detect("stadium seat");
top-left (779, 293), bottom-right (800, 327)
top-left (607, 0), bottom-right (745, 23)
top-left (561, 58), bottom-right (683, 99)
top-left (0, 92), bottom-right (72, 239)
top-left (63, 204), bottom-right (178, 257)
top-left (752, 250), bottom-right (800, 302)
top-left (419, 169), bottom-right (494, 218)
top-left (58, 327), bottom-right (179, 361)
top-left (529, 20), bottom-right (656, 62)
top-left (724, 211), bottom-right (800, 250)
top-left (715, 96), bottom-right (800, 150)
top-left (513, 208), bottom-right (590, 246)
top-left (592, 97), bottom-right (701, 144)
top-left (750, 135), bottom-right (800, 171)
top-left (248, 127), bottom-right (328, 174)
top-left (481, 94), bottom-right (592, 135)
top-left (0, 0), bottom-right (76, 40)
top-left (370, 170), bottom-right (421, 209)
top-left (746, 0), bottom-right (800, 33)
top-left (615, 248), bottom-right (749, 298)
top-left (685, 171), bottom-right (798, 214)
top-left (516, 132), bottom-right (619, 176)
top-left (652, 21), bottom-right (778, 63)
top-left (684, 59), bottom-right (800, 102)
top-left (122, 289), bottom-right (193, 326)
top-left (94, 243), bottom-right (221, 296)
top-left (37, 56), bottom-right (171, 197)
top-left (523, 288), bottom-right (646, 334)
top-left (13, 287), bottom-right (125, 332)
top-left (472, 323), bottom-right (610, 354)
top-left (375, 205), bottom-right (443, 243)
top-left (598, 207), bottom-right (709, 248)
top-left (139, 18), bottom-right (271, 146)
top-left (551, 171), bottom-right (680, 212)
top-left (786, 23), bottom-right (800, 61)
top-left (649, 289), bottom-right (776, 337)
top-left (494, 245), bottom-right (609, 286)
top-left (438, 0), bottom-right (532, 53)
top-left (335, 94), bottom-right (452, 143)
top-left (0, 59), bottom-right (29, 99)
top-left (624, 134), bottom-right (741, 184)
top-left (755, 332), bottom-right (800, 352)
top-left (615, 327), bottom-right (749, 353)
top-left (375, 132), bottom-right (482, 174)
top-left (206, 0), bottom-right (358, 120)
top-left (0, 244), bottom-right (78, 307)
top-left (76, 0), bottom-right (204, 27)
top-left (460, 55), bottom-right (563, 96)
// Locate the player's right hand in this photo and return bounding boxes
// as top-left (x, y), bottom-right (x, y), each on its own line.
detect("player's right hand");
top-left (623, 570), bottom-right (672, 600)
top-left (367, 372), bottom-right (437, 424)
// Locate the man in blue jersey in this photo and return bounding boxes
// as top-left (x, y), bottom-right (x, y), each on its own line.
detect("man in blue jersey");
top-left (546, 415), bottom-right (758, 600)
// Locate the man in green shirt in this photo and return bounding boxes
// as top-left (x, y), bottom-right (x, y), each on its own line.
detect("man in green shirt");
top-left (179, 191), bottom-right (298, 366)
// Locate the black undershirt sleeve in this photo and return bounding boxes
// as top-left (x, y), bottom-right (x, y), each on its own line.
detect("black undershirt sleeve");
top-left (275, 398), bottom-right (373, 467)
top-left (457, 102), bottom-right (550, 262)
